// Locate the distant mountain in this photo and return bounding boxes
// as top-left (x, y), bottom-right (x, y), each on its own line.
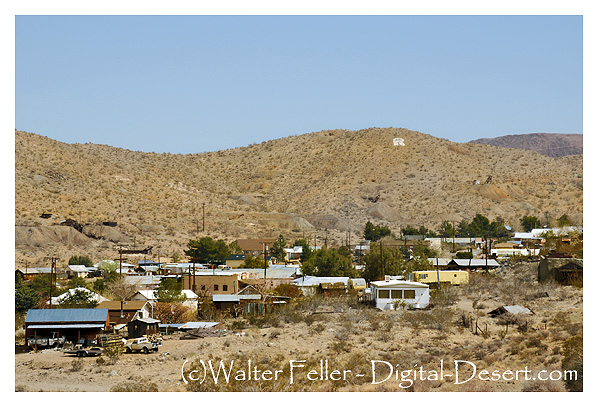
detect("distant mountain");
top-left (469, 133), bottom-right (582, 157)
top-left (15, 129), bottom-right (583, 265)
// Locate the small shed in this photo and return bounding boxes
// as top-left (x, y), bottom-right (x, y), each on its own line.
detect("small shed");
top-left (127, 317), bottom-right (160, 339)
top-left (489, 305), bottom-right (534, 317)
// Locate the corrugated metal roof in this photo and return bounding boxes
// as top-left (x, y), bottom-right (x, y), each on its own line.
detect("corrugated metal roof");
top-left (25, 308), bottom-right (109, 323)
top-left (450, 259), bottom-right (500, 267)
top-left (293, 276), bottom-right (350, 287)
top-left (178, 322), bottom-right (219, 330)
top-left (370, 280), bottom-right (429, 288)
top-left (212, 294), bottom-right (240, 302)
top-left (27, 324), bottom-right (105, 329)
top-left (502, 305), bottom-right (533, 315)
top-left (135, 317), bottom-right (160, 324)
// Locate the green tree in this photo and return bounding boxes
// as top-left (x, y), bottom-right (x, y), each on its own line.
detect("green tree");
top-left (66, 276), bottom-right (89, 290)
top-left (57, 289), bottom-right (99, 308)
top-left (300, 248), bottom-right (355, 277)
top-left (438, 221), bottom-right (455, 238)
top-left (68, 255), bottom-right (93, 267)
top-left (228, 241), bottom-right (243, 255)
top-left (154, 278), bottom-right (185, 302)
top-left (520, 215), bottom-right (540, 232)
top-left (294, 239), bottom-right (312, 263)
top-left (557, 214), bottom-right (572, 227)
top-left (361, 244), bottom-right (407, 282)
top-left (31, 275), bottom-right (63, 299)
top-left (185, 237), bottom-right (231, 264)
top-left (240, 255), bottom-right (264, 268)
top-left (270, 234), bottom-right (287, 264)
top-left (364, 221), bottom-right (393, 241)
top-left (15, 275), bottom-right (40, 313)
top-left (97, 260), bottom-right (119, 281)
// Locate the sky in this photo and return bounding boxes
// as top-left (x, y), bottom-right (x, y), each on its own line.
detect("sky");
top-left (14, 14), bottom-right (583, 154)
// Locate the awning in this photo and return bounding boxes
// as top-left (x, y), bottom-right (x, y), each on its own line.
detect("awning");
top-left (27, 324), bottom-right (105, 329)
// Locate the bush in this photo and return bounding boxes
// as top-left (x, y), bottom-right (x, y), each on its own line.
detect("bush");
top-left (561, 335), bottom-right (583, 392)
top-left (110, 381), bottom-right (159, 392)
top-left (430, 286), bottom-right (459, 307)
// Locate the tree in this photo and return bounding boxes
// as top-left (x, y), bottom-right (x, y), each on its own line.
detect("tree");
top-left (107, 278), bottom-right (138, 317)
top-left (270, 234), bottom-right (287, 264)
top-left (520, 215), bottom-right (540, 232)
top-left (240, 255), bottom-right (264, 268)
top-left (294, 239), bottom-right (312, 263)
top-left (31, 275), bottom-right (63, 299)
top-left (361, 245), bottom-right (406, 282)
top-left (152, 302), bottom-right (191, 324)
top-left (15, 275), bottom-right (40, 313)
top-left (66, 276), bottom-right (89, 290)
top-left (558, 214), bottom-right (572, 227)
top-left (57, 289), bottom-right (99, 308)
top-left (68, 255), bottom-right (93, 267)
top-left (153, 278), bottom-right (185, 303)
top-left (228, 241), bottom-right (243, 255)
top-left (364, 221), bottom-right (393, 241)
top-left (300, 247), bottom-right (355, 277)
top-left (97, 260), bottom-right (119, 281)
top-left (185, 237), bottom-right (231, 264)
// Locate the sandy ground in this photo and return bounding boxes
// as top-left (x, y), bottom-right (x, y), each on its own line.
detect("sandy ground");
top-left (15, 265), bottom-right (583, 392)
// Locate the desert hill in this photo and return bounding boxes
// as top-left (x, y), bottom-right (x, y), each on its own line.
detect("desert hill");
top-left (15, 128), bottom-right (583, 266)
top-left (469, 133), bottom-right (582, 157)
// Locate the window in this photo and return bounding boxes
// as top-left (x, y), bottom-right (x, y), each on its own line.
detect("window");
top-left (214, 284), bottom-right (219, 291)
top-left (404, 290), bottom-right (416, 299)
top-left (378, 289), bottom-right (390, 299)
top-left (391, 290), bottom-right (402, 299)
top-left (454, 274), bottom-right (457, 277)
top-left (223, 284), bottom-right (228, 291)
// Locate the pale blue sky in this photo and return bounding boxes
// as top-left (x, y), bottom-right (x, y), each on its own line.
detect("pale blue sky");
top-left (15, 15), bottom-right (583, 154)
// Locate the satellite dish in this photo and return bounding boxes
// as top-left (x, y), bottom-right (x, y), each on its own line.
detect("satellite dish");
top-left (393, 138), bottom-right (405, 146)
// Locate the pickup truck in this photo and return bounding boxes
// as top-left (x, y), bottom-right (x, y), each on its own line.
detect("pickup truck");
top-left (63, 347), bottom-right (103, 357)
top-left (125, 337), bottom-right (159, 354)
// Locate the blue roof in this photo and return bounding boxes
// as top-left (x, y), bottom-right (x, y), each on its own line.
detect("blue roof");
top-left (25, 308), bottom-right (109, 323)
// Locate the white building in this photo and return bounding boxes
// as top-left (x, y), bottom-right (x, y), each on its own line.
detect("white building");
top-left (369, 279), bottom-right (430, 310)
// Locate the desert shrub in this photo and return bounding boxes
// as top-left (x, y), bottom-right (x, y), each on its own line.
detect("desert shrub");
top-left (103, 342), bottom-right (124, 364)
top-left (561, 335), bottom-right (583, 392)
top-left (95, 356), bottom-right (106, 365)
top-left (70, 358), bottom-right (83, 372)
top-left (110, 381), bottom-right (159, 392)
top-left (329, 340), bottom-right (351, 353)
top-left (430, 286), bottom-right (459, 306)
top-left (402, 308), bottom-right (455, 331)
top-left (309, 322), bottom-right (325, 335)
top-left (228, 319), bottom-right (248, 331)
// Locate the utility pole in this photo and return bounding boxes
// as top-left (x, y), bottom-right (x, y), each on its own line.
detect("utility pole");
top-left (380, 241), bottom-right (384, 280)
top-left (202, 203), bottom-right (205, 232)
top-left (324, 229), bottom-right (328, 249)
top-left (119, 246), bottom-right (123, 278)
top-left (49, 257), bottom-right (57, 309)
top-left (452, 221), bottom-right (456, 253)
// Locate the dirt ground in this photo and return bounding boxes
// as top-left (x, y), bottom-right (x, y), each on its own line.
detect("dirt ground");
top-left (15, 265), bottom-right (583, 392)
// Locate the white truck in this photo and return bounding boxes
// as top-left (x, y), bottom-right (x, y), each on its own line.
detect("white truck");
top-left (125, 337), bottom-right (160, 354)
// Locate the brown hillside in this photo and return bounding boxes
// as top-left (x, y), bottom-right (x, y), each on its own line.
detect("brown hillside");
top-left (469, 133), bottom-right (582, 157)
top-left (15, 128), bottom-right (583, 266)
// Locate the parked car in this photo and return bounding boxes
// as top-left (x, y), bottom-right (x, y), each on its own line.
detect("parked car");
top-left (125, 337), bottom-right (159, 354)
